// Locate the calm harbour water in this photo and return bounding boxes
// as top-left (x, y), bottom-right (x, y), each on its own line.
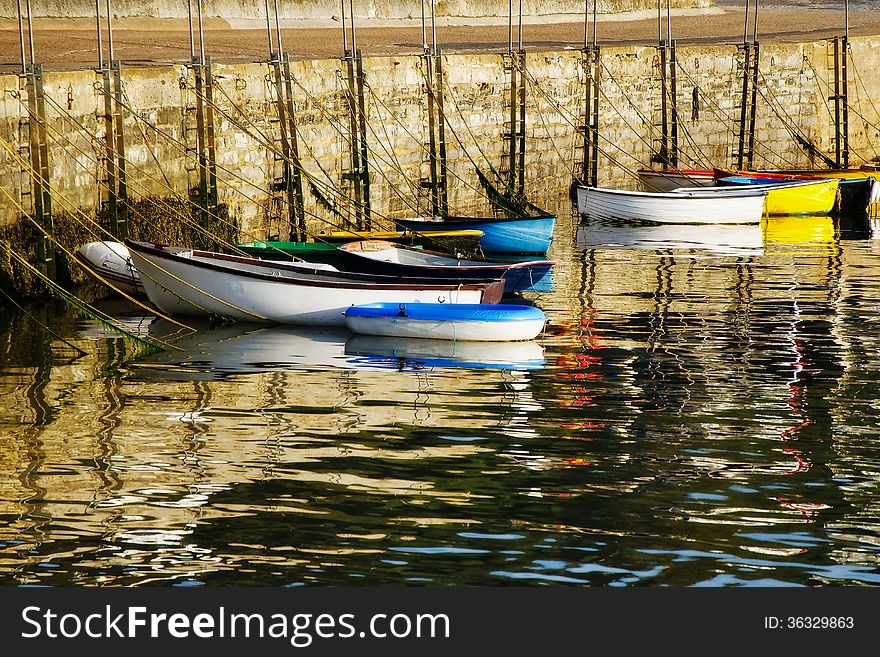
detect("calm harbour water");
top-left (2, 207), bottom-right (880, 587)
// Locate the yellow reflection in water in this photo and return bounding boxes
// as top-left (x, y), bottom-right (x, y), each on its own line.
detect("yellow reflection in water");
top-left (762, 214), bottom-right (836, 246)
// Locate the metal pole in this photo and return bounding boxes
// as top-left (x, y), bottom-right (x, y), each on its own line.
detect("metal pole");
top-left (430, 0), bottom-right (436, 53)
top-left (592, 0), bottom-right (597, 47)
top-left (657, 0), bottom-right (662, 45)
top-left (834, 37), bottom-right (841, 167)
top-left (273, 0), bottom-right (283, 55)
top-left (349, 0), bottom-right (356, 56)
top-left (752, 0), bottom-right (759, 42)
top-left (187, 0), bottom-right (195, 60)
top-left (264, 0), bottom-right (274, 57)
top-left (842, 33), bottom-right (849, 168)
top-left (518, 0), bottom-right (523, 51)
top-left (657, 0), bottom-right (662, 46)
top-left (105, 0), bottom-right (114, 62)
top-left (421, 0), bottom-right (427, 51)
top-left (18, 0), bottom-right (28, 73)
top-left (341, 0), bottom-right (348, 53)
top-left (508, 0), bottom-right (513, 54)
top-left (95, 1), bottom-right (104, 70)
top-left (25, 0), bottom-right (35, 67)
top-left (743, 0), bottom-right (750, 45)
top-left (670, 39), bottom-right (678, 167)
top-left (666, 0), bottom-right (671, 46)
top-left (584, 0), bottom-right (589, 50)
top-left (845, 0), bottom-right (849, 41)
top-left (747, 42), bottom-right (759, 168)
top-left (197, 0), bottom-right (205, 62)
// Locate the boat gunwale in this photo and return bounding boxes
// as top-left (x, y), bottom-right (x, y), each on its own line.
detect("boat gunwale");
top-left (578, 184), bottom-right (770, 200)
top-left (398, 214), bottom-right (557, 226)
top-left (125, 241), bottom-right (504, 293)
top-left (337, 240), bottom-right (556, 271)
top-left (713, 177), bottom-right (841, 192)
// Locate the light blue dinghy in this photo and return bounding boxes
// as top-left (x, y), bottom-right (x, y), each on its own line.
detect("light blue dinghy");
top-left (344, 303), bottom-right (547, 342)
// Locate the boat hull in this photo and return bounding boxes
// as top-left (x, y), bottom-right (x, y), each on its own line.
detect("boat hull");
top-left (727, 169), bottom-right (879, 217)
top-left (396, 215), bottom-right (556, 254)
top-left (576, 185), bottom-right (766, 224)
top-left (344, 303), bottom-right (547, 342)
top-left (716, 177), bottom-right (840, 215)
top-left (126, 241), bottom-right (503, 326)
top-left (75, 241), bottom-right (144, 295)
top-left (335, 240), bottom-right (554, 293)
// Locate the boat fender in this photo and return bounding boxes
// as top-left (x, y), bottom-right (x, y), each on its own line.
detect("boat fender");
top-left (870, 178), bottom-right (880, 206)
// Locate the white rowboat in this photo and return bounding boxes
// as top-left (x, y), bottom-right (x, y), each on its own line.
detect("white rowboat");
top-left (575, 184), bottom-right (768, 224)
top-left (126, 241), bottom-right (503, 327)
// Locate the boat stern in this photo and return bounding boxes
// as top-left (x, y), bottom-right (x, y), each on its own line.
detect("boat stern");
top-left (480, 279), bottom-right (505, 304)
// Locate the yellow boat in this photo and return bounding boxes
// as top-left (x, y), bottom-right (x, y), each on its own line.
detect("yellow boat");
top-left (719, 175), bottom-right (840, 215)
top-left (756, 167), bottom-right (880, 217)
top-left (763, 179), bottom-right (839, 215)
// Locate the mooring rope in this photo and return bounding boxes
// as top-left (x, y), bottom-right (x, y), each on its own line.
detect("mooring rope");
top-left (1, 240), bottom-right (179, 353)
top-left (0, 130), bottom-right (203, 333)
top-left (31, 91), bottom-right (246, 256)
top-left (513, 59), bottom-right (647, 184)
top-left (0, 285), bottom-right (88, 357)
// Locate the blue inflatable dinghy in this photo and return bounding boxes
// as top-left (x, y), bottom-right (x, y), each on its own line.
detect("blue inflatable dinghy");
top-left (344, 303), bottom-right (547, 342)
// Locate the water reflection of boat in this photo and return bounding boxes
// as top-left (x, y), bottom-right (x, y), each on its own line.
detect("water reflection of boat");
top-left (762, 214), bottom-right (836, 246)
top-left (575, 220), bottom-right (764, 256)
top-left (88, 317), bottom-right (544, 375)
top-left (130, 323), bottom-right (357, 379)
top-left (345, 334), bottom-right (545, 370)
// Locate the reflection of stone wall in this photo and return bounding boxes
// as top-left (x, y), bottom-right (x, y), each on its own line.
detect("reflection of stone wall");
top-left (0, 1), bottom-right (711, 21)
top-left (0, 334), bottom-right (527, 583)
top-left (2, 35), bottom-right (879, 294)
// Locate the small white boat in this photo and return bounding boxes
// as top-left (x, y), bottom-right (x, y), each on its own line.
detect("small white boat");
top-left (75, 240), bottom-right (144, 295)
top-left (575, 184), bottom-right (768, 224)
top-left (125, 241), bottom-right (504, 327)
top-left (344, 302), bottom-right (547, 342)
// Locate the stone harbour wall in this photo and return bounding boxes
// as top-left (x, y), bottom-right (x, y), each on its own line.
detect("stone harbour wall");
top-left (0, 1), bottom-right (711, 21)
top-left (1, 34), bottom-right (879, 294)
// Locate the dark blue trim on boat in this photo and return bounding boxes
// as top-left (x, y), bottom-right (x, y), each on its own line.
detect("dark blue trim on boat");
top-left (344, 302), bottom-right (547, 323)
